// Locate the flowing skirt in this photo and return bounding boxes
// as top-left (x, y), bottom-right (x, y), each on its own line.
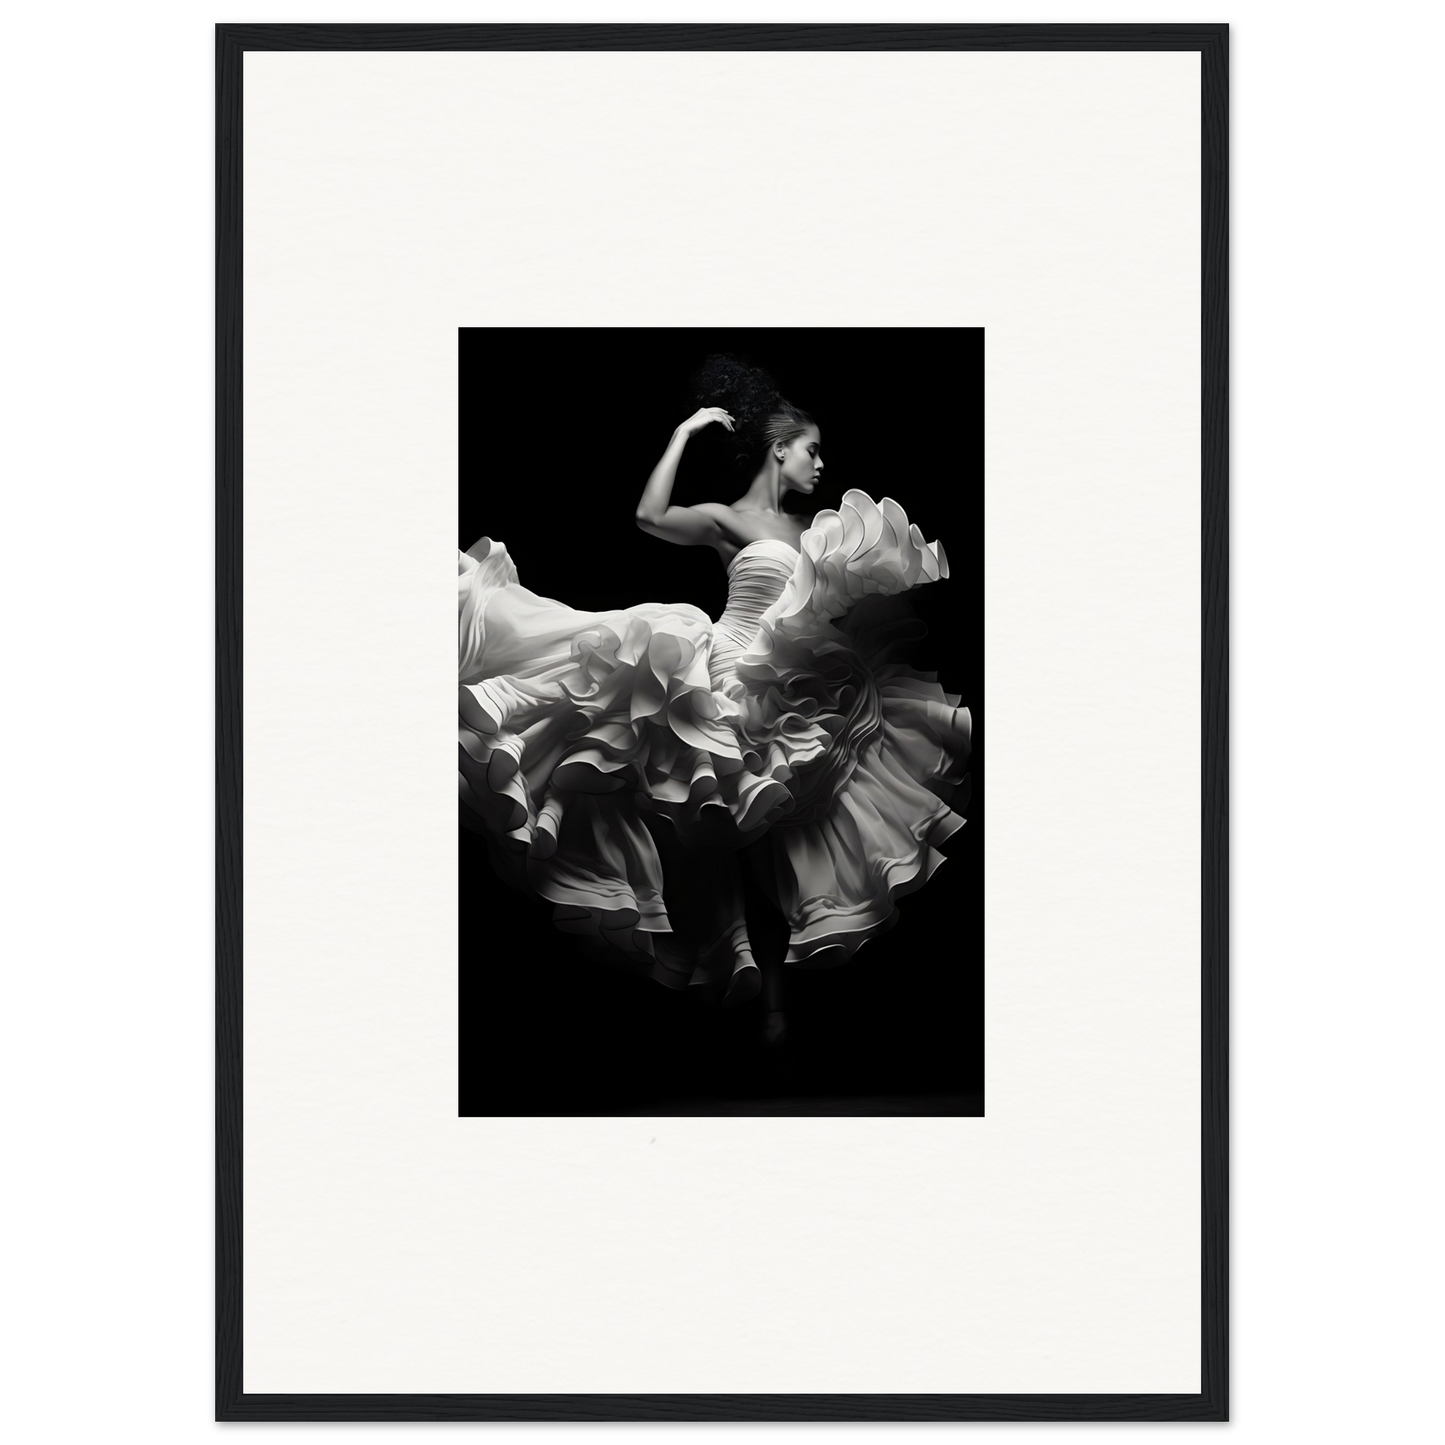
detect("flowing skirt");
top-left (458, 491), bottom-right (971, 1002)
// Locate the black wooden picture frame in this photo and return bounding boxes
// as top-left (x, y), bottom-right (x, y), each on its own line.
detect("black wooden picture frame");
top-left (217, 22), bottom-right (1227, 1423)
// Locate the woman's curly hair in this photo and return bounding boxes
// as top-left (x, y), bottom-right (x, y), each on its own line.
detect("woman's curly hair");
top-left (692, 354), bottom-right (815, 470)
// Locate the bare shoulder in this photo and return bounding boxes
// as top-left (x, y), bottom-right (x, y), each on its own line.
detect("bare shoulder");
top-left (688, 503), bottom-right (815, 561)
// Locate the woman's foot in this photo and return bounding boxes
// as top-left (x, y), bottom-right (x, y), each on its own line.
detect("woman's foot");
top-left (761, 1008), bottom-right (788, 1048)
top-left (716, 923), bottom-right (759, 1007)
top-left (722, 960), bottom-right (761, 1007)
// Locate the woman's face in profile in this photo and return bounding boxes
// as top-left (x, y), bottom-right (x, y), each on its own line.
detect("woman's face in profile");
top-left (779, 425), bottom-right (824, 496)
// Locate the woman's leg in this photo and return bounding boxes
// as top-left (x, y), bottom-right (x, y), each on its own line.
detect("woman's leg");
top-left (643, 824), bottom-right (759, 1001)
top-left (742, 836), bottom-right (789, 1047)
top-left (760, 957), bottom-right (787, 1046)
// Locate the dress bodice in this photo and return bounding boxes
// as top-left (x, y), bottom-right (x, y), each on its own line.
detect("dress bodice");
top-left (710, 539), bottom-right (800, 686)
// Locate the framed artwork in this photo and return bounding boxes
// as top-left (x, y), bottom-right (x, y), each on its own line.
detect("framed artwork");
top-left (218, 22), bottom-right (1227, 1422)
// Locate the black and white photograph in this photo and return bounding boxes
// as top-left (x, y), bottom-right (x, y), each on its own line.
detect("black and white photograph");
top-left (458, 329), bottom-right (984, 1116)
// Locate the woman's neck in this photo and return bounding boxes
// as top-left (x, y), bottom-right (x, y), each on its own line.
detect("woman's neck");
top-left (739, 465), bottom-right (784, 513)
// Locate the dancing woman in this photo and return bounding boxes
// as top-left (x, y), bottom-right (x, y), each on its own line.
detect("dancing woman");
top-left (458, 355), bottom-right (970, 1034)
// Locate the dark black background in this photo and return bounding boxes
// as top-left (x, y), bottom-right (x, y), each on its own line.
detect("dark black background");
top-left (459, 328), bottom-right (983, 1114)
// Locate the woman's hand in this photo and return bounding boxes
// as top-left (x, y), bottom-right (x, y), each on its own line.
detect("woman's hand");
top-left (637, 407), bottom-right (734, 543)
top-left (675, 406), bottom-right (734, 440)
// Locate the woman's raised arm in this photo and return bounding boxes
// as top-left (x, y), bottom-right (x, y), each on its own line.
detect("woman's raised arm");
top-left (635, 408), bottom-right (733, 547)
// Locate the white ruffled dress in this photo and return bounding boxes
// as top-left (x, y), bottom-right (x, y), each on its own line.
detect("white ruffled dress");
top-left (458, 489), bottom-right (971, 1004)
